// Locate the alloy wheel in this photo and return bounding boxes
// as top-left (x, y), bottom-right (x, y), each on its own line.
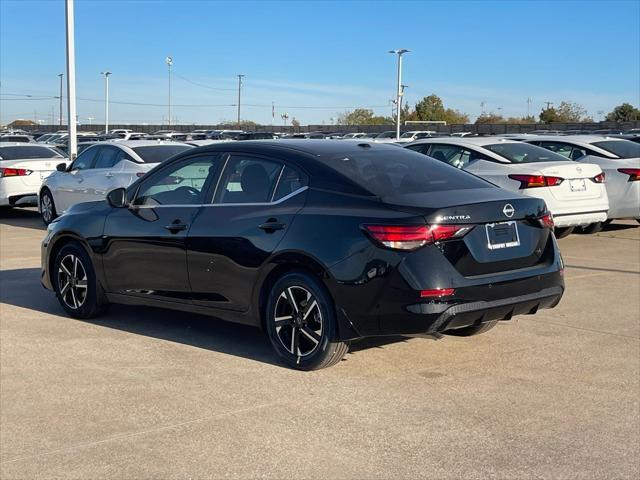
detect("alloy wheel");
top-left (274, 286), bottom-right (323, 357)
top-left (41, 193), bottom-right (53, 223)
top-left (57, 254), bottom-right (88, 309)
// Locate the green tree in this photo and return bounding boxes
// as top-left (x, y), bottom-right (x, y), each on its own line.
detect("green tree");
top-left (411, 94), bottom-right (469, 124)
top-left (540, 101), bottom-right (590, 123)
top-left (475, 113), bottom-right (506, 124)
top-left (605, 103), bottom-right (640, 122)
top-left (336, 108), bottom-right (391, 125)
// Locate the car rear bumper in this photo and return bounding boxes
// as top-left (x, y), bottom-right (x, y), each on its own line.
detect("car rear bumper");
top-left (552, 210), bottom-right (608, 227)
top-left (0, 178), bottom-right (39, 206)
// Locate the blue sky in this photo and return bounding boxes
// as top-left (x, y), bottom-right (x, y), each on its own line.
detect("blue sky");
top-left (1, 0), bottom-right (639, 126)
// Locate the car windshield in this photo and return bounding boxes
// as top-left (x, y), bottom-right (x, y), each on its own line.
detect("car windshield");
top-left (322, 147), bottom-right (492, 200)
top-left (485, 142), bottom-right (568, 163)
top-left (0, 146), bottom-right (64, 160)
top-left (592, 140), bottom-right (640, 158)
top-left (400, 132), bottom-right (416, 138)
top-left (131, 144), bottom-right (193, 163)
top-left (376, 131), bottom-right (396, 138)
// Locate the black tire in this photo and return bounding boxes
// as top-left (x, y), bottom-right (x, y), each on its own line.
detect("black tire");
top-left (554, 226), bottom-right (574, 239)
top-left (53, 241), bottom-right (108, 319)
top-left (578, 222), bottom-right (603, 234)
top-left (265, 271), bottom-right (349, 370)
top-left (445, 320), bottom-right (498, 337)
top-left (40, 188), bottom-right (57, 226)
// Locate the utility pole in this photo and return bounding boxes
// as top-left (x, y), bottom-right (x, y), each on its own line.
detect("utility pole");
top-left (389, 49), bottom-right (410, 140)
top-left (281, 112), bottom-right (289, 127)
top-left (526, 97), bottom-right (532, 118)
top-left (101, 71), bottom-right (111, 133)
top-left (544, 101), bottom-right (554, 110)
top-left (237, 74), bottom-right (245, 128)
top-left (480, 101), bottom-right (486, 115)
top-left (165, 56), bottom-right (173, 127)
top-left (87, 116), bottom-right (94, 126)
top-left (64, 0), bottom-right (77, 159)
top-left (58, 73), bottom-right (64, 126)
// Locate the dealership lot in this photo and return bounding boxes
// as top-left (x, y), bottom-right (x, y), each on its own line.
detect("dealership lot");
top-left (0, 209), bottom-right (638, 478)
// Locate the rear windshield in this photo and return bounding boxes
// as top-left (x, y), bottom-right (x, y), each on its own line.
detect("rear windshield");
top-left (592, 140), bottom-right (640, 159)
top-left (131, 145), bottom-right (193, 163)
top-left (0, 136), bottom-right (31, 143)
top-left (322, 147), bottom-right (492, 198)
top-left (485, 142), bottom-right (568, 163)
top-left (0, 146), bottom-right (64, 160)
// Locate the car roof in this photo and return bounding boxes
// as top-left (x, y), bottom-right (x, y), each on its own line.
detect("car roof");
top-left (110, 140), bottom-right (192, 148)
top-left (523, 135), bottom-right (627, 145)
top-left (0, 142), bottom-right (58, 148)
top-left (409, 136), bottom-right (521, 147)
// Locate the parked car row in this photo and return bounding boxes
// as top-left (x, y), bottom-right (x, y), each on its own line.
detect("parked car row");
top-left (404, 135), bottom-right (639, 236)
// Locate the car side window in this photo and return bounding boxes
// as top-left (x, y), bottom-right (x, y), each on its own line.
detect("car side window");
top-left (133, 155), bottom-right (219, 206)
top-left (94, 147), bottom-right (122, 169)
top-left (428, 144), bottom-right (474, 169)
top-left (70, 146), bottom-right (99, 171)
top-left (273, 166), bottom-right (308, 201)
top-left (538, 142), bottom-right (573, 159)
top-left (215, 156), bottom-right (282, 204)
top-left (405, 144), bottom-right (429, 154)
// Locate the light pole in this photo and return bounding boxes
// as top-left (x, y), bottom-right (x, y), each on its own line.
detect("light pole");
top-left (526, 97), bottom-right (532, 118)
top-left (57, 73), bottom-right (64, 126)
top-left (64, 0), bottom-right (77, 159)
top-left (389, 49), bottom-right (410, 140)
top-left (87, 116), bottom-right (94, 126)
top-left (281, 112), bottom-right (289, 127)
top-left (165, 56), bottom-right (173, 127)
top-left (101, 71), bottom-right (111, 133)
top-left (237, 74), bottom-right (245, 127)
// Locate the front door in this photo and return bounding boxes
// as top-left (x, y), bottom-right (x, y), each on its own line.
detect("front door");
top-left (187, 153), bottom-right (307, 312)
top-left (102, 154), bottom-right (220, 303)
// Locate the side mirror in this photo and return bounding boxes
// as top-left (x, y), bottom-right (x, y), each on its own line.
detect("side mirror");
top-left (106, 187), bottom-right (128, 208)
top-left (56, 163), bottom-right (67, 172)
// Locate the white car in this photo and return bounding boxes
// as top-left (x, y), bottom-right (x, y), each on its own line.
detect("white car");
top-left (406, 137), bottom-right (609, 237)
top-left (39, 140), bottom-right (194, 224)
top-left (395, 130), bottom-right (438, 143)
top-left (522, 136), bottom-right (640, 224)
top-left (0, 143), bottom-right (69, 208)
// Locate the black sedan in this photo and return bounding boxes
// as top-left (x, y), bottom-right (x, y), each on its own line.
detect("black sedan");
top-left (41, 141), bottom-right (564, 370)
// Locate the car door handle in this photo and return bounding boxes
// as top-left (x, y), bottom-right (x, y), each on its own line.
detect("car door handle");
top-left (258, 220), bottom-right (286, 232)
top-left (105, 172), bottom-right (113, 178)
top-left (164, 222), bottom-right (188, 233)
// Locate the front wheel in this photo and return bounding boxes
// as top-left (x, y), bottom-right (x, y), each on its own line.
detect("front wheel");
top-left (40, 189), bottom-right (57, 225)
top-left (554, 226), bottom-right (574, 239)
top-left (265, 271), bottom-right (349, 370)
top-left (53, 241), bottom-right (108, 319)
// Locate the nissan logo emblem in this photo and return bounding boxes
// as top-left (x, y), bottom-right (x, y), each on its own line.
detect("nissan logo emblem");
top-left (503, 204), bottom-right (515, 218)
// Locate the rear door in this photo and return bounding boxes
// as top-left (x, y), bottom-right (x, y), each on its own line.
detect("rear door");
top-left (187, 153), bottom-right (308, 312)
top-left (102, 154), bottom-right (221, 302)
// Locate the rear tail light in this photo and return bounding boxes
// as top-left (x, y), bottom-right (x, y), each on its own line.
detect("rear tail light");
top-left (508, 174), bottom-right (564, 189)
top-left (538, 213), bottom-right (555, 229)
top-left (420, 288), bottom-right (455, 298)
top-left (0, 167), bottom-right (33, 178)
top-left (591, 172), bottom-right (606, 183)
top-left (363, 224), bottom-right (473, 250)
top-left (618, 168), bottom-right (640, 182)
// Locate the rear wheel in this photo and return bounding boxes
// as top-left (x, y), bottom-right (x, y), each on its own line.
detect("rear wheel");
top-left (445, 320), bottom-right (498, 337)
top-left (265, 271), bottom-right (349, 370)
top-left (579, 222), bottom-right (603, 234)
top-left (40, 189), bottom-right (57, 226)
top-left (554, 226), bottom-right (574, 239)
top-left (53, 241), bottom-right (108, 319)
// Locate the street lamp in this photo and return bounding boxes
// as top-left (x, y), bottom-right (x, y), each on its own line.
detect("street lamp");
top-left (389, 49), bottom-right (409, 140)
top-left (101, 71), bottom-right (111, 133)
top-left (165, 56), bottom-right (173, 127)
top-left (237, 74), bottom-right (245, 127)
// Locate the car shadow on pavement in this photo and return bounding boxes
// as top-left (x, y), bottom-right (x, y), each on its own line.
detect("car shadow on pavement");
top-left (601, 221), bottom-right (639, 232)
top-left (0, 267), bottom-right (410, 368)
top-left (0, 208), bottom-right (46, 231)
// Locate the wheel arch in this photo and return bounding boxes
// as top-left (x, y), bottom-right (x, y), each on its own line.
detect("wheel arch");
top-left (254, 251), bottom-right (361, 340)
top-left (47, 232), bottom-right (95, 289)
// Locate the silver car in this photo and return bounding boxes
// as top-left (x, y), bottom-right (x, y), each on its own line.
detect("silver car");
top-left (523, 136), bottom-right (640, 223)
